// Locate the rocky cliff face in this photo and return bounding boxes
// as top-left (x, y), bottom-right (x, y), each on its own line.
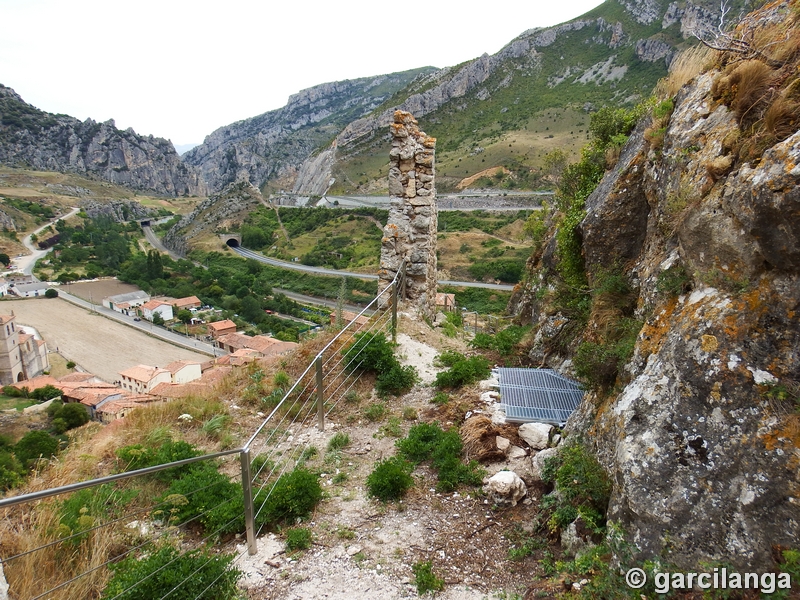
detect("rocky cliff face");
top-left (162, 181), bottom-right (262, 256)
top-left (293, 0), bottom-right (740, 193)
top-left (513, 0), bottom-right (800, 570)
top-left (0, 85), bottom-right (206, 197)
top-left (182, 70), bottom-right (434, 195)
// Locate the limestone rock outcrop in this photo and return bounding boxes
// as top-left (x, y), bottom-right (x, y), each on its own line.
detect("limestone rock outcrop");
top-left (511, 0), bottom-right (800, 572)
top-left (163, 181), bottom-right (262, 257)
top-left (379, 112), bottom-right (437, 317)
top-left (0, 85), bottom-right (205, 197)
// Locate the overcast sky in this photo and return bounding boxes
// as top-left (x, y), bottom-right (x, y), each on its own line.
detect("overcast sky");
top-left (1, 0), bottom-right (604, 148)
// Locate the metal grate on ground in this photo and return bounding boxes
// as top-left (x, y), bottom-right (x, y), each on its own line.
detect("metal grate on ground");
top-left (493, 367), bottom-right (585, 425)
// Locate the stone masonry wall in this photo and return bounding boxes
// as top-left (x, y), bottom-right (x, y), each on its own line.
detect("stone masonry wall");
top-left (379, 111), bottom-right (437, 317)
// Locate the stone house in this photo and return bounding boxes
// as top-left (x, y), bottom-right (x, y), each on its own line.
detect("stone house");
top-left (118, 364), bottom-right (171, 394)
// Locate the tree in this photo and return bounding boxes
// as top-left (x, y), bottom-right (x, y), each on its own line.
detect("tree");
top-left (52, 403), bottom-right (89, 430)
top-left (15, 431), bottom-right (59, 468)
top-left (152, 313), bottom-right (165, 326)
top-left (176, 309), bottom-right (193, 324)
top-left (0, 253), bottom-right (9, 267)
top-left (146, 250), bottom-right (164, 280)
top-left (44, 288), bottom-right (58, 299)
top-left (31, 384), bottom-right (61, 402)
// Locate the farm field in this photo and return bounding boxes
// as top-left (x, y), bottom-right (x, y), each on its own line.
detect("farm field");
top-left (0, 297), bottom-right (208, 383)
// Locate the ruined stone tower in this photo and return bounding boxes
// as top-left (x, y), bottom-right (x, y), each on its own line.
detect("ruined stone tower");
top-left (379, 111), bottom-right (437, 318)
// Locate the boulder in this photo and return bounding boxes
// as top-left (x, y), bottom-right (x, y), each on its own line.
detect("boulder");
top-left (518, 422), bottom-right (553, 450)
top-left (531, 447), bottom-right (559, 482)
top-left (484, 471), bottom-right (527, 507)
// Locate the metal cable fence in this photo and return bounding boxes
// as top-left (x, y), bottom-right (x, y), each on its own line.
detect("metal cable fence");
top-left (0, 265), bottom-right (406, 600)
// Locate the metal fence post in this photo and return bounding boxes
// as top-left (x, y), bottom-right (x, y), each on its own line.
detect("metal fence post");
top-left (316, 355), bottom-right (324, 431)
top-left (240, 448), bottom-right (257, 556)
top-left (391, 278), bottom-right (398, 344)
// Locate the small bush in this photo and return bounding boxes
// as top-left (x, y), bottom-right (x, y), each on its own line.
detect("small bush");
top-left (103, 545), bottom-right (241, 600)
top-left (160, 462), bottom-right (244, 536)
top-left (363, 401), bottom-right (388, 422)
top-left (431, 392), bottom-right (449, 405)
top-left (44, 287), bottom-right (58, 298)
top-left (66, 361), bottom-right (76, 369)
top-left (397, 422), bottom-right (484, 493)
top-left (50, 403), bottom-right (89, 431)
top-left (434, 353), bottom-right (490, 389)
top-left (541, 440), bottom-right (611, 533)
top-left (376, 363), bottom-right (418, 396)
top-left (412, 560), bottom-right (444, 595)
top-left (14, 431), bottom-right (59, 468)
top-left (31, 384), bottom-right (62, 402)
top-left (379, 415), bottom-right (403, 438)
top-left (342, 332), bottom-right (395, 373)
top-left (116, 439), bottom-right (202, 482)
top-left (656, 264), bottom-right (691, 297)
top-left (366, 456), bottom-right (414, 501)
top-left (402, 407), bottom-right (418, 421)
top-left (257, 467), bottom-right (322, 526)
top-left (285, 527), bottom-right (313, 552)
top-left (327, 432), bottom-right (350, 451)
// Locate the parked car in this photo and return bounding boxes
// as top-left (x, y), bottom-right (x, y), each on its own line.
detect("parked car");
top-left (133, 317), bottom-right (141, 321)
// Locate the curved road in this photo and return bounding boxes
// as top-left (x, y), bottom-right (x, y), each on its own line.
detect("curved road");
top-left (15, 206), bottom-right (82, 276)
top-left (232, 246), bottom-right (515, 291)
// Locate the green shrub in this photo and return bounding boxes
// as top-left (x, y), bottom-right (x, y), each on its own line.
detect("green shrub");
top-left (103, 545), bottom-right (241, 600)
top-left (376, 363), bottom-right (418, 396)
top-left (50, 403), bottom-right (89, 430)
top-left (342, 332), bottom-right (395, 373)
top-left (257, 467), bottom-right (322, 526)
top-left (656, 264), bottom-right (691, 296)
top-left (470, 326), bottom-right (530, 356)
top-left (366, 456), bottom-right (414, 501)
top-left (66, 361), bottom-right (76, 369)
top-left (0, 450), bottom-right (24, 490)
top-left (160, 462), bottom-right (244, 536)
top-left (573, 317), bottom-right (641, 391)
top-left (115, 439), bottom-right (202, 482)
top-left (431, 392), bottom-right (449, 405)
top-left (15, 431), bottom-right (59, 468)
top-left (396, 422), bottom-right (443, 464)
top-left (541, 440), bottom-right (611, 533)
top-left (379, 415), bottom-right (403, 438)
top-left (59, 484), bottom-right (137, 546)
top-left (327, 432), bottom-right (350, 451)
top-left (397, 423), bottom-right (484, 493)
top-left (363, 401), bottom-right (387, 422)
top-left (411, 560), bottom-right (444, 595)
top-left (31, 384), bottom-right (62, 402)
top-left (434, 353), bottom-right (490, 389)
top-left (285, 527), bottom-right (313, 552)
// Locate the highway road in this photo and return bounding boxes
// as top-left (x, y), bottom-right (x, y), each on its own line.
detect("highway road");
top-left (232, 246), bottom-right (515, 291)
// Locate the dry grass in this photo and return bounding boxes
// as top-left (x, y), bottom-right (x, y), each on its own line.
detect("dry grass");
top-left (705, 155), bottom-right (734, 181)
top-left (764, 95), bottom-right (800, 139)
top-left (656, 45), bottom-right (717, 99)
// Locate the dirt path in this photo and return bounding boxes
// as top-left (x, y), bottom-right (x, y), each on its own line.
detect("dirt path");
top-left (0, 297), bottom-right (208, 382)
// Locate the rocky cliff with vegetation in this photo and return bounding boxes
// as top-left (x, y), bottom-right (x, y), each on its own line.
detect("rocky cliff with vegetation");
top-left (182, 1), bottom-right (744, 197)
top-left (512, 0), bottom-right (800, 571)
top-left (0, 85), bottom-right (206, 197)
top-left (181, 70), bottom-right (435, 195)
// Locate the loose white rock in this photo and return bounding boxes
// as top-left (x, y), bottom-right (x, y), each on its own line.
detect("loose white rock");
top-left (518, 422), bottom-right (553, 450)
top-left (483, 470), bottom-right (527, 507)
